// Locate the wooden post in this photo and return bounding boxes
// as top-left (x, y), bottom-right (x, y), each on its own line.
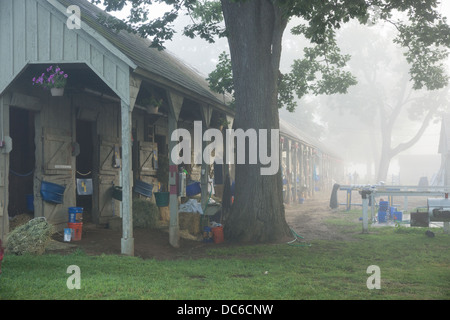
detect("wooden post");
top-left (121, 99), bottom-right (134, 256)
top-left (201, 105), bottom-right (212, 212)
top-left (0, 93), bottom-right (11, 243)
top-left (286, 139), bottom-right (290, 204)
top-left (167, 91), bottom-right (183, 248)
top-left (293, 142), bottom-right (297, 203)
top-left (361, 191), bottom-right (369, 234)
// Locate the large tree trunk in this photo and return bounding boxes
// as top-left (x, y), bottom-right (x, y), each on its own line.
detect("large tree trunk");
top-left (221, 0), bottom-right (291, 242)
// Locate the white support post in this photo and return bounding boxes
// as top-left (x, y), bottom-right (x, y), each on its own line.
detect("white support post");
top-left (286, 139), bottom-right (291, 204)
top-left (167, 91), bottom-right (184, 248)
top-left (361, 189), bottom-right (370, 234)
top-left (121, 99), bottom-right (134, 256)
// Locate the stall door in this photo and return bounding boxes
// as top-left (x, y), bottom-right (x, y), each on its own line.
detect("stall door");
top-left (40, 127), bottom-right (75, 226)
top-left (94, 135), bottom-right (121, 224)
top-left (138, 141), bottom-right (157, 175)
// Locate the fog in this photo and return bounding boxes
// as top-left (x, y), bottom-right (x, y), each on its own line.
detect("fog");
top-left (103, 2), bottom-right (450, 186)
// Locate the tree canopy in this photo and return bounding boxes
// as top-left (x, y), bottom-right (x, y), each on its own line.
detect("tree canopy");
top-left (92, 0), bottom-right (450, 106)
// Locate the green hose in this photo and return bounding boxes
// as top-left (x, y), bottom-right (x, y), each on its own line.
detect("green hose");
top-left (287, 228), bottom-right (311, 247)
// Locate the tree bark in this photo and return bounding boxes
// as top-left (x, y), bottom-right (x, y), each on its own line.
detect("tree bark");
top-left (220, 0), bottom-right (291, 242)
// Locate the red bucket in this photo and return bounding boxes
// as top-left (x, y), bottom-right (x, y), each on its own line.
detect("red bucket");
top-left (68, 222), bottom-right (83, 241)
top-left (212, 226), bottom-right (224, 244)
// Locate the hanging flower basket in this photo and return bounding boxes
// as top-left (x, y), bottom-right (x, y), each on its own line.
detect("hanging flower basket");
top-left (147, 105), bottom-right (159, 114)
top-left (32, 65), bottom-right (68, 96)
top-left (51, 87), bottom-right (65, 96)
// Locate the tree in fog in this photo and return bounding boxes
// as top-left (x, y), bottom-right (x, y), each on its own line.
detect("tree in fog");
top-left (319, 22), bottom-right (449, 183)
top-left (94, 0), bottom-right (450, 243)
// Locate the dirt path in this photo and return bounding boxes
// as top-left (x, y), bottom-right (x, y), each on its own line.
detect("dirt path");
top-left (47, 193), bottom-right (348, 259)
top-left (284, 193), bottom-right (354, 242)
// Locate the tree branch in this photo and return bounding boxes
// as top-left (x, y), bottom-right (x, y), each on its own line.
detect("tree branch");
top-left (390, 106), bottom-right (436, 156)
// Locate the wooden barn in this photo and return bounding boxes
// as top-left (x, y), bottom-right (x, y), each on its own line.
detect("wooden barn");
top-left (0, 0), bottom-right (345, 256)
top-left (0, 0), bottom-right (234, 254)
top-left (279, 118), bottom-right (344, 204)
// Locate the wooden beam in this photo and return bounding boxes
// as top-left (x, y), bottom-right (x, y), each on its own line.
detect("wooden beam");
top-left (10, 93), bottom-right (40, 111)
top-left (129, 75), bottom-right (142, 111)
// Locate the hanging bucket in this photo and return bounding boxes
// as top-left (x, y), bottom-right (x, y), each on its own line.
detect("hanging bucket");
top-left (68, 222), bottom-right (83, 241)
top-left (154, 192), bottom-right (170, 207)
top-left (40, 181), bottom-right (65, 204)
top-left (186, 182), bottom-right (201, 197)
top-left (68, 207), bottom-right (83, 223)
top-left (133, 180), bottom-right (153, 198)
top-left (112, 186), bottom-right (122, 201)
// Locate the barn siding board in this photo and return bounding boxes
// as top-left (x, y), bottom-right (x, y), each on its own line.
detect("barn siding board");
top-left (37, 3), bottom-right (51, 61)
top-left (26, 0), bottom-right (38, 62)
top-left (50, 13), bottom-right (64, 61)
top-left (0, 1), bottom-right (13, 90)
top-left (13, 0), bottom-right (26, 75)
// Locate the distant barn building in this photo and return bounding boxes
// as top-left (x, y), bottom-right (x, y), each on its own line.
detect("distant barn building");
top-left (438, 114), bottom-right (450, 187)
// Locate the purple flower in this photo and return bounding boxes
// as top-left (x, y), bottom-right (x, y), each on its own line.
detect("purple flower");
top-left (64, 74), bottom-right (68, 78)
top-left (56, 67), bottom-right (60, 73)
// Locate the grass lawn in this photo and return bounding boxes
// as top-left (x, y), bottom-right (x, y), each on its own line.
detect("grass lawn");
top-left (0, 209), bottom-right (449, 300)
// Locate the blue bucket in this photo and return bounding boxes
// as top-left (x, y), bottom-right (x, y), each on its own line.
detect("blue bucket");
top-left (40, 191), bottom-right (64, 204)
top-left (203, 226), bottom-right (213, 242)
top-left (26, 194), bottom-right (34, 212)
top-left (379, 201), bottom-right (389, 211)
top-left (393, 212), bottom-right (403, 222)
top-left (186, 181), bottom-right (201, 197)
top-left (133, 180), bottom-right (153, 198)
top-left (41, 181), bottom-right (65, 194)
top-left (378, 211), bottom-right (387, 223)
top-left (40, 181), bottom-right (65, 204)
top-left (69, 207), bottom-right (83, 223)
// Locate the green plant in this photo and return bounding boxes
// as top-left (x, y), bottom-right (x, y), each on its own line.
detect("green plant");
top-left (32, 66), bottom-right (68, 89)
top-left (138, 96), bottom-right (163, 108)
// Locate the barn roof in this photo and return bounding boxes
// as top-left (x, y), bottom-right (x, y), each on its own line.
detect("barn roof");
top-left (55, 0), bottom-right (232, 111)
top-left (279, 118), bottom-right (341, 159)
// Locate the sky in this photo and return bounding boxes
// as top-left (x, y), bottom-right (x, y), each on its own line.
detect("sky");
top-left (95, 1), bottom-right (450, 183)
